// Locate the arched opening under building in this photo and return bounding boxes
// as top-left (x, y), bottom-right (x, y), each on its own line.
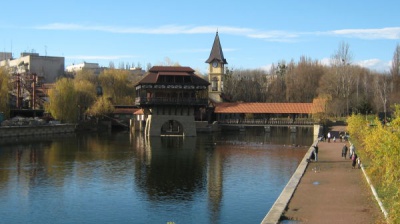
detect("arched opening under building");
top-left (161, 119), bottom-right (184, 136)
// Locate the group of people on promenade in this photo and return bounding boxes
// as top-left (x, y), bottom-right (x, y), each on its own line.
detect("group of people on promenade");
top-left (320, 131), bottom-right (349, 143)
top-left (342, 142), bottom-right (360, 169)
top-left (314, 131), bottom-right (361, 169)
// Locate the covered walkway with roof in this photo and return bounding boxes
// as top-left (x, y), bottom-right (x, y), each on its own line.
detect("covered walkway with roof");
top-left (214, 101), bottom-right (325, 125)
top-left (213, 101), bottom-right (325, 136)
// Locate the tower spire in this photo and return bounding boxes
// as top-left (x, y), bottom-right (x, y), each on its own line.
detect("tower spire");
top-left (205, 32), bottom-right (227, 64)
top-left (206, 32), bottom-right (227, 103)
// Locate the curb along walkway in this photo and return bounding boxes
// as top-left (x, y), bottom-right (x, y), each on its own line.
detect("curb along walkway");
top-left (279, 127), bottom-right (384, 223)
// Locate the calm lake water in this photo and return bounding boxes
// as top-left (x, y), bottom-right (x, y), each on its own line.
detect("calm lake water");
top-left (0, 127), bottom-right (313, 224)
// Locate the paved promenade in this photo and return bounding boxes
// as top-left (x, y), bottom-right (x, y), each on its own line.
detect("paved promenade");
top-left (280, 127), bottom-right (385, 223)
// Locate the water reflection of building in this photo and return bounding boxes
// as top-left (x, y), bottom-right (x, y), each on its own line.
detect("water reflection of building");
top-left (133, 136), bottom-right (206, 200)
top-left (131, 134), bottom-right (225, 222)
top-left (207, 143), bottom-right (224, 223)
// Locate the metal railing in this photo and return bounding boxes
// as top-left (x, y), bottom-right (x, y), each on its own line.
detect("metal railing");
top-left (218, 118), bottom-right (315, 125)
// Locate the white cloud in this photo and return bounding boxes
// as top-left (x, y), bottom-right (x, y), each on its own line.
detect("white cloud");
top-left (319, 58), bottom-right (332, 66)
top-left (355, 59), bottom-right (391, 72)
top-left (172, 48), bottom-right (237, 54)
top-left (355, 58), bottom-right (381, 67)
top-left (331, 27), bottom-right (400, 40)
top-left (318, 57), bottom-right (391, 72)
top-left (260, 64), bottom-right (273, 72)
top-left (66, 55), bottom-right (135, 60)
top-left (34, 23), bottom-right (300, 42)
top-left (35, 23), bottom-right (252, 35)
top-left (34, 23), bottom-right (400, 42)
top-left (171, 48), bottom-right (211, 53)
top-left (247, 31), bottom-right (300, 42)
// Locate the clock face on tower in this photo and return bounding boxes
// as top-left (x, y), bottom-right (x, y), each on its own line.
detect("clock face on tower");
top-left (212, 61), bottom-right (218, 68)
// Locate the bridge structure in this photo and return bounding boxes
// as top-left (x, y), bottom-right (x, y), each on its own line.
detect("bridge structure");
top-left (217, 118), bottom-right (321, 139)
top-left (213, 102), bottom-right (325, 137)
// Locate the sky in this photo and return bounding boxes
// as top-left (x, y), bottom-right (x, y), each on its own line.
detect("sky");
top-left (1, 0), bottom-right (400, 74)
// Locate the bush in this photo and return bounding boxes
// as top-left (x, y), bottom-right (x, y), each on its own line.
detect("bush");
top-left (347, 111), bottom-right (400, 223)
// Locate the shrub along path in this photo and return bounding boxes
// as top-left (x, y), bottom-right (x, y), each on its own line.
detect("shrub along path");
top-left (281, 126), bottom-right (385, 224)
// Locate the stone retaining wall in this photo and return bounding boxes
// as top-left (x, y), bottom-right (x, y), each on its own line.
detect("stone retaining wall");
top-left (0, 124), bottom-right (76, 138)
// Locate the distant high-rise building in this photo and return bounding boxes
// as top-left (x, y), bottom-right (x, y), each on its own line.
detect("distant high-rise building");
top-left (0, 52), bottom-right (12, 61)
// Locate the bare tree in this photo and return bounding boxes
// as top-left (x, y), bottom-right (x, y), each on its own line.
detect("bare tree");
top-left (118, 62), bottom-right (125, 69)
top-left (390, 44), bottom-right (400, 103)
top-left (285, 56), bottom-right (324, 103)
top-left (390, 44), bottom-right (400, 81)
top-left (332, 41), bottom-right (354, 116)
top-left (223, 68), bottom-right (267, 102)
top-left (264, 61), bottom-right (288, 102)
top-left (374, 73), bottom-right (391, 122)
top-left (109, 61), bottom-right (115, 69)
top-left (157, 57), bottom-right (180, 66)
top-left (351, 67), bottom-right (374, 114)
top-left (146, 63), bottom-right (152, 72)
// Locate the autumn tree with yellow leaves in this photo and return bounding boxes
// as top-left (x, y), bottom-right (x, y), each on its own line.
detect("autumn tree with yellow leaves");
top-left (46, 78), bottom-right (78, 123)
top-left (0, 67), bottom-right (10, 118)
top-left (347, 106), bottom-right (400, 223)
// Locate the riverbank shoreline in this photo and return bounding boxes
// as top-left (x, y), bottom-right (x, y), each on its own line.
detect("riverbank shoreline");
top-left (0, 124), bottom-right (76, 137)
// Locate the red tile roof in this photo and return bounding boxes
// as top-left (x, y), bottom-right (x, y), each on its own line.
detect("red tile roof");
top-left (311, 98), bottom-right (326, 114)
top-left (113, 108), bottom-right (140, 114)
top-left (214, 102), bottom-right (321, 114)
top-left (134, 109), bottom-right (144, 115)
top-left (158, 72), bottom-right (190, 76)
top-left (137, 66), bottom-right (209, 86)
top-left (149, 66), bottom-right (195, 72)
top-left (137, 72), bottom-right (158, 83)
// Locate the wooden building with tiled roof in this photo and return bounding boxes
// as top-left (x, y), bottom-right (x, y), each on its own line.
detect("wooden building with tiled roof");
top-left (134, 66), bottom-right (210, 136)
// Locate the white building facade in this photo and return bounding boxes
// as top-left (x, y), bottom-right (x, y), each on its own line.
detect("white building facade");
top-left (0, 52), bottom-right (65, 83)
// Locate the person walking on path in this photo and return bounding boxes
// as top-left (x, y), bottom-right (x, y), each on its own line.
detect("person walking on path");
top-left (341, 143), bottom-right (348, 159)
top-left (327, 132), bottom-right (331, 143)
top-left (313, 145), bottom-right (319, 162)
top-left (351, 153), bottom-right (358, 169)
top-left (349, 142), bottom-right (356, 158)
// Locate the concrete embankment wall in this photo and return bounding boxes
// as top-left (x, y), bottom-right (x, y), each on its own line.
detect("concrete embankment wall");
top-left (195, 121), bottom-right (220, 132)
top-left (0, 124), bottom-right (76, 138)
top-left (261, 140), bottom-right (318, 224)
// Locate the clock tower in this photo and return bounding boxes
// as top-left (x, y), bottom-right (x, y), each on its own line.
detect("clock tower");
top-left (206, 31), bottom-right (227, 103)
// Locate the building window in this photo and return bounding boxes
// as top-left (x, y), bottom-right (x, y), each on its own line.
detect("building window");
top-left (211, 77), bottom-right (218, 91)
